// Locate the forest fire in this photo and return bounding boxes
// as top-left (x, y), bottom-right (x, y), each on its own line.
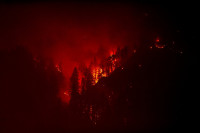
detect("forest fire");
top-left (92, 68), bottom-right (100, 84)
top-left (0, 1), bottom-right (188, 133)
top-left (61, 36), bottom-right (168, 105)
top-left (85, 49), bottom-right (119, 85)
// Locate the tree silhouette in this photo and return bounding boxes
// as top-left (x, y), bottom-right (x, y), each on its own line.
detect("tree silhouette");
top-left (0, 46), bottom-right (66, 133)
top-left (85, 67), bottom-right (93, 90)
top-left (81, 77), bottom-right (86, 95)
top-left (70, 67), bottom-right (79, 97)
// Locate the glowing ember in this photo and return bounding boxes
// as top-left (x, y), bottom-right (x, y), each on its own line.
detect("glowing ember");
top-left (89, 105), bottom-right (93, 121)
top-left (155, 38), bottom-right (165, 49)
top-left (102, 73), bottom-right (107, 77)
top-left (156, 37), bottom-right (160, 42)
top-left (155, 43), bottom-right (165, 49)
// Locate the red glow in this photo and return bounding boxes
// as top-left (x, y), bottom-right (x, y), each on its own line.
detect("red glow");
top-left (156, 38), bottom-right (160, 42)
top-left (155, 44), bottom-right (165, 49)
top-left (155, 37), bottom-right (165, 49)
top-left (109, 50), bottom-right (115, 57)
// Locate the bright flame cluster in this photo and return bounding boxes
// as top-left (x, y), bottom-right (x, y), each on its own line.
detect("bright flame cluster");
top-left (91, 53), bottom-right (118, 85)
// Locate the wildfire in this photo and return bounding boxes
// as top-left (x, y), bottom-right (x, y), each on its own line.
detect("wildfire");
top-left (92, 66), bottom-right (101, 84)
top-left (90, 51), bottom-right (119, 85)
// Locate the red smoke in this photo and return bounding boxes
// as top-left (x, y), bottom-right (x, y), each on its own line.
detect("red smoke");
top-left (0, 3), bottom-right (143, 87)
